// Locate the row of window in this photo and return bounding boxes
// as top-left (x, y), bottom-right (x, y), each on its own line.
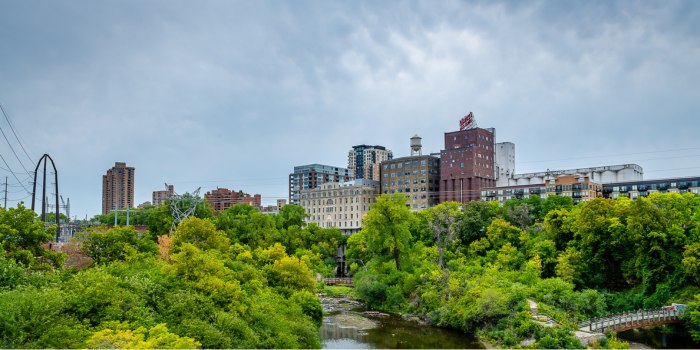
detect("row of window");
top-left (383, 160), bottom-right (435, 169)
top-left (384, 178), bottom-right (434, 186)
top-left (301, 189), bottom-right (372, 199)
top-left (612, 189), bottom-right (699, 198)
top-left (384, 169), bottom-right (436, 177)
top-left (613, 181), bottom-right (698, 192)
top-left (307, 219), bottom-right (360, 228)
top-left (306, 205), bottom-right (365, 213)
top-left (303, 197), bottom-right (367, 206)
top-left (383, 187), bottom-right (433, 194)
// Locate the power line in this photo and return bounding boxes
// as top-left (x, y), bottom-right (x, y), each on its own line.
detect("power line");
top-left (0, 127), bottom-right (32, 175)
top-left (0, 101), bottom-right (37, 161)
top-left (518, 147), bottom-right (700, 164)
top-left (0, 152), bottom-right (30, 194)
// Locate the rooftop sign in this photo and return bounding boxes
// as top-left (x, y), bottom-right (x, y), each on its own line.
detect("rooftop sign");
top-left (459, 112), bottom-right (477, 131)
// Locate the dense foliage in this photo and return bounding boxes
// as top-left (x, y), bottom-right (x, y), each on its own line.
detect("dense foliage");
top-left (347, 192), bottom-right (700, 347)
top-left (0, 203), bottom-right (331, 349)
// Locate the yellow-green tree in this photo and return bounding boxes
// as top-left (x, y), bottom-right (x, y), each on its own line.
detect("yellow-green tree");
top-left (362, 193), bottom-right (413, 271)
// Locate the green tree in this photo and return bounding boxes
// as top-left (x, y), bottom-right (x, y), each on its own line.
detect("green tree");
top-left (275, 204), bottom-right (309, 230)
top-left (0, 203), bottom-right (65, 270)
top-left (81, 226), bottom-right (158, 265)
top-left (457, 200), bottom-right (496, 247)
top-left (426, 202), bottom-right (460, 267)
top-left (362, 193), bottom-right (413, 271)
top-left (172, 217), bottom-right (230, 253)
top-left (575, 198), bottom-right (632, 287)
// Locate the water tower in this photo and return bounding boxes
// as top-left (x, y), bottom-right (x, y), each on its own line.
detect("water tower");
top-left (410, 134), bottom-right (422, 156)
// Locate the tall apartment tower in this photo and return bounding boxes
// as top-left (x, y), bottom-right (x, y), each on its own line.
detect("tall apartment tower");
top-left (102, 162), bottom-right (135, 215)
top-left (439, 127), bottom-right (496, 204)
top-left (289, 164), bottom-right (353, 204)
top-left (348, 145), bottom-right (393, 181)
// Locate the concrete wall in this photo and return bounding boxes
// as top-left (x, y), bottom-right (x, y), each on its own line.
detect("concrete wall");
top-left (499, 164), bottom-right (643, 187)
top-left (495, 142), bottom-right (516, 187)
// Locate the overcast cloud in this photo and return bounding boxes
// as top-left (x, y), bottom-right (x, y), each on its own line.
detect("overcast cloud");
top-left (0, 0), bottom-right (698, 218)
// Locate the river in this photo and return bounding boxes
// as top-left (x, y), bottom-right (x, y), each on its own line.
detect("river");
top-left (319, 296), bottom-right (484, 349)
top-left (319, 296), bottom-right (700, 349)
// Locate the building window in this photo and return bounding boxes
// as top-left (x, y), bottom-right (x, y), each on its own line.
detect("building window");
top-left (398, 172), bottom-right (402, 177)
top-left (398, 163), bottom-right (402, 168)
top-left (391, 181), bottom-right (395, 186)
top-left (405, 162), bottom-right (410, 167)
top-left (460, 162), bottom-right (464, 167)
top-left (421, 160), bottom-right (426, 165)
top-left (391, 173), bottom-right (395, 177)
top-left (383, 174), bottom-right (388, 178)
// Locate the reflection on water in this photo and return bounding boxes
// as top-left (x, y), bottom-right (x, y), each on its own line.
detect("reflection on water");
top-left (617, 328), bottom-right (700, 349)
top-left (320, 299), bottom-right (484, 349)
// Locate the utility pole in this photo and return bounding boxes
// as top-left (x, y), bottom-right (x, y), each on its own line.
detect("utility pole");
top-left (3, 176), bottom-right (6, 209)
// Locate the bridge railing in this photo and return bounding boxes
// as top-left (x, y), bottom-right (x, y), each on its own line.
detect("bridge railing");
top-left (321, 277), bottom-right (354, 286)
top-left (579, 307), bottom-right (685, 333)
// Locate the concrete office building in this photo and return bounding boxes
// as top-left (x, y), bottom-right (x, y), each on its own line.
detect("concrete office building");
top-left (380, 135), bottom-right (440, 211)
top-left (102, 162), bottom-right (135, 215)
top-left (289, 164), bottom-right (353, 205)
top-left (482, 174), bottom-right (604, 205)
top-left (300, 179), bottom-right (380, 235)
top-left (152, 185), bottom-right (174, 207)
top-left (205, 188), bottom-right (261, 215)
top-left (440, 127), bottom-right (497, 203)
top-left (348, 145), bottom-right (393, 181)
top-left (603, 176), bottom-right (700, 200)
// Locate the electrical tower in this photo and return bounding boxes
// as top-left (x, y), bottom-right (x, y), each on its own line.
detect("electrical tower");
top-left (163, 183), bottom-right (203, 233)
top-left (31, 154), bottom-right (60, 240)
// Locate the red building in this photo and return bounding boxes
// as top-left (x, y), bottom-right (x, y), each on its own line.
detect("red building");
top-left (439, 127), bottom-right (496, 204)
top-left (205, 188), bottom-right (261, 215)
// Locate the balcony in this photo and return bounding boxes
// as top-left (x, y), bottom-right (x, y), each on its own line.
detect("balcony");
top-left (573, 193), bottom-right (583, 199)
top-left (572, 185), bottom-right (582, 191)
top-left (659, 184), bottom-right (668, 190)
top-left (530, 189), bottom-right (541, 194)
top-left (485, 191), bottom-right (496, 197)
top-left (514, 189), bottom-right (524, 195)
top-left (619, 187), bottom-right (629, 193)
top-left (555, 186), bottom-right (562, 192)
top-left (638, 185), bottom-right (647, 191)
top-left (679, 183), bottom-right (689, 189)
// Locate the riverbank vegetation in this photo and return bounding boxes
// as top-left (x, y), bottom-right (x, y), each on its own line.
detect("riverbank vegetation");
top-left (347, 192), bottom-right (700, 348)
top-left (0, 203), bottom-right (336, 348)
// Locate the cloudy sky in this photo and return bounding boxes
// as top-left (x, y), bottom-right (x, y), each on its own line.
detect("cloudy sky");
top-left (1, 0), bottom-right (698, 218)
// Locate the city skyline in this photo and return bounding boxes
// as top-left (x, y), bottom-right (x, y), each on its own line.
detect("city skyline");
top-left (0, 1), bottom-right (699, 217)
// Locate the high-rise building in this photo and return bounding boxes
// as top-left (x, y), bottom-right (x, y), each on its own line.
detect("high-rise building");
top-left (439, 127), bottom-right (497, 204)
top-left (152, 185), bottom-right (174, 207)
top-left (379, 135), bottom-right (440, 211)
top-left (289, 164), bottom-right (353, 204)
top-left (348, 145), bottom-right (393, 181)
top-left (205, 188), bottom-right (261, 215)
top-left (102, 162), bottom-right (135, 215)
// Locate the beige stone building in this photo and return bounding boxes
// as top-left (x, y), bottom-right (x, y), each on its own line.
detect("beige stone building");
top-left (300, 179), bottom-right (380, 235)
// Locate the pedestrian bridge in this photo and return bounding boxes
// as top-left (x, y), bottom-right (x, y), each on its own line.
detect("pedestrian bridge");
top-left (579, 307), bottom-right (686, 333)
top-left (322, 277), bottom-right (354, 287)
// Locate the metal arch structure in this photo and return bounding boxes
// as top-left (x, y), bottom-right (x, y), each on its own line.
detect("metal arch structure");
top-left (30, 154), bottom-right (60, 241)
top-left (164, 183), bottom-right (203, 233)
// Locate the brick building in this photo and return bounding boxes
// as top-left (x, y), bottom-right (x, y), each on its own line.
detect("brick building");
top-left (482, 174), bottom-right (603, 205)
top-left (152, 185), bottom-right (174, 207)
top-left (440, 127), bottom-right (497, 204)
top-left (205, 188), bottom-right (261, 214)
top-left (289, 164), bottom-right (353, 205)
top-left (102, 162), bottom-right (135, 215)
